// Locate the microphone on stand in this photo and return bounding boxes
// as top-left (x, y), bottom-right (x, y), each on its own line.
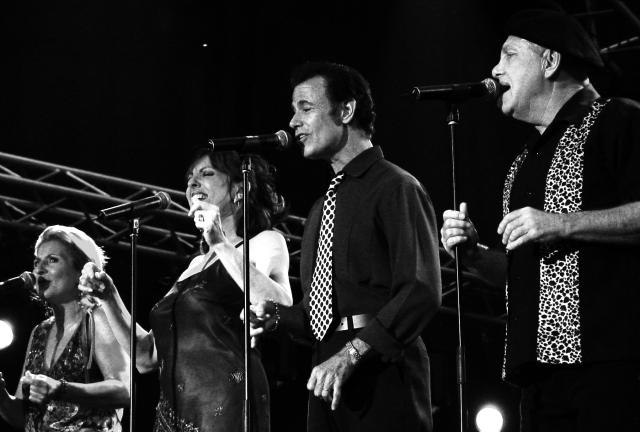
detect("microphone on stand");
top-left (208, 130), bottom-right (292, 152)
top-left (97, 192), bottom-right (172, 220)
top-left (407, 78), bottom-right (501, 101)
top-left (0, 271), bottom-right (36, 295)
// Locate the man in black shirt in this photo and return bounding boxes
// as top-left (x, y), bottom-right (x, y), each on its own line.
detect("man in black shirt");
top-left (441, 8), bottom-right (640, 432)
top-left (250, 62), bottom-right (442, 431)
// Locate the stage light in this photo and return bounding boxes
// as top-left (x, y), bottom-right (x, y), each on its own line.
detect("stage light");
top-left (0, 320), bottom-right (14, 350)
top-left (475, 404), bottom-right (504, 432)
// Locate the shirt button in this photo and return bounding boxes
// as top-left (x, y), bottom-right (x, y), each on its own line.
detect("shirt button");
top-left (169, 323), bottom-right (174, 331)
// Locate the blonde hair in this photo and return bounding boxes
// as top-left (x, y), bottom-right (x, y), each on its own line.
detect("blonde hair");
top-left (35, 225), bottom-right (108, 271)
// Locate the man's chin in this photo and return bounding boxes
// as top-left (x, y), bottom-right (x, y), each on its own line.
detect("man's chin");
top-left (497, 99), bottom-right (514, 117)
top-left (302, 139), bottom-right (340, 161)
top-left (302, 145), bottom-right (321, 160)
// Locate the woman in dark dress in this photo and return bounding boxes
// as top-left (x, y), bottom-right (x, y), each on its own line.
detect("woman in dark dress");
top-left (81, 150), bottom-right (292, 432)
top-left (0, 225), bottom-right (130, 432)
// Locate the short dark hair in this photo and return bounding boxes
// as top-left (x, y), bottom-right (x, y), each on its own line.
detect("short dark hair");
top-left (290, 61), bottom-right (376, 138)
top-left (185, 149), bottom-right (286, 253)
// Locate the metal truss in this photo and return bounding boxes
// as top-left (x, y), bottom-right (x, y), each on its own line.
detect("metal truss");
top-left (0, 152), bottom-right (303, 264)
top-left (576, 0), bottom-right (640, 54)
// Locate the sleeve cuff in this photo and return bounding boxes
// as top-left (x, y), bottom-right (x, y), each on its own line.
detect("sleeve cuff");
top-left (357, 318), bottom-right (403, 361)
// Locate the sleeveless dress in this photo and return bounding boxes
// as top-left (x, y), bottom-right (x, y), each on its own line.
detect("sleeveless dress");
top-left (23, 313), bottom-right (122, 432)
top-left (150, 250), bottom-right (270, 432)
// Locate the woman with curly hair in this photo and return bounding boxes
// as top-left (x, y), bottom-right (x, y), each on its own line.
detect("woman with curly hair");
top-left (81, 150), bottom-right (292, 432)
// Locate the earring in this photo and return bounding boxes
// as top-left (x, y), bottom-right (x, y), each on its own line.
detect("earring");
top-left (233, 192), bottom-right (243, 207)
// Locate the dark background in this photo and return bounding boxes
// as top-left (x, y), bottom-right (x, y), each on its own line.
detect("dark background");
top-left (1, 0), bottom-right (638, 431)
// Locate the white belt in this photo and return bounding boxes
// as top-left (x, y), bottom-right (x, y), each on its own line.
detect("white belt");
top-left (335, 314), bottom-right (372, 331)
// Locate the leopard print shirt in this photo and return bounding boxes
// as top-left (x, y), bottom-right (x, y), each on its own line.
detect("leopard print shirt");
top-left (502, 99), bottom-right (610, 372)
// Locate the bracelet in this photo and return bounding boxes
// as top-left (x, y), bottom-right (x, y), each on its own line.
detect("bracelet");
top-left (266, 299), bottom-right (280, 332)
top-left (56, 378), bottom-right (68, 399)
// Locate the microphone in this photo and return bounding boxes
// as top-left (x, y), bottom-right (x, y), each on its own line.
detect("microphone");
top-left (408, 78), bottom-right (501, 101)
top-left (98, 192), bottom-right (172, 220)
top-left (208, 130), bottom-right (292, 152)
top-left (0, 271), bottom-right (36, 295)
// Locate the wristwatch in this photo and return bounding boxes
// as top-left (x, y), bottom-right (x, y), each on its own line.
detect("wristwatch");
top-left (345, 340), bottom-right (362, 365)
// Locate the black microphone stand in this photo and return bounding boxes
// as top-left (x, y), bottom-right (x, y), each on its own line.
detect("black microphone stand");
top-left (128, 217), bottom-right (140, 432)
top-left (241, 156), bottom-right (253, 432)
top-left (447, 104), bottom-right (468, 432)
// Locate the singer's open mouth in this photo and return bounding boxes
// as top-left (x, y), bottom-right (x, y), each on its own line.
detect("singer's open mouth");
top-left (37, 277), bottom-right (51, 293)
top-left (191, 192), bottom-right (208, 201)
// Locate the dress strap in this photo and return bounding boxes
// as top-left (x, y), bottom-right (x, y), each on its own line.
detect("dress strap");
top-left (78, 311), bottom-right (95, 382)
top-left (183, 239), bottom-right (245, 286)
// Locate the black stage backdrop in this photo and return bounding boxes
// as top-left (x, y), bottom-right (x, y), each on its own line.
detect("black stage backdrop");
top-left (1, 1), bottom-right (638, 431)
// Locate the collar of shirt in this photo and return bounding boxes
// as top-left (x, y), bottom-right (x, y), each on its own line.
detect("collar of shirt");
top-left (526, 85), bottom-right (601, 151)
top-left (338, 145), bottom-right (384, 179)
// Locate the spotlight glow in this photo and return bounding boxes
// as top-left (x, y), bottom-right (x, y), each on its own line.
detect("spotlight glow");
top-left (0, 320), bottom-right (14, 350)
top-left (475, 404), bottom-right (504, 432)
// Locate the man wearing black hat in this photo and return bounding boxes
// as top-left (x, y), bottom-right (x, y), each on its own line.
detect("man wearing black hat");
top-left (441, 8), bottom-right (640, 432)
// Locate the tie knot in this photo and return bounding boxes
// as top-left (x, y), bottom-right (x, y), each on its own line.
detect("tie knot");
top-left (327, 173), bottom-right (345, 193)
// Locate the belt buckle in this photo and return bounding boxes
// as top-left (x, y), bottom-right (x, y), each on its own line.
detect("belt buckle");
top-left (346, 315), bottom-right (354, 330)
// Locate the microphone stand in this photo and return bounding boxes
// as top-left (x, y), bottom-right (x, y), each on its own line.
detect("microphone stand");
top-left (128, 217), bottom-right (139, 432)
top-left (447, 104), bottom-right (467, 432)
top-left (241, 156), bottom-right (253, 432)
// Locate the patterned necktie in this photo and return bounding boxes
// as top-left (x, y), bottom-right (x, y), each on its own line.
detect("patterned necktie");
top-left (309, 172), bottom-right (345, 341)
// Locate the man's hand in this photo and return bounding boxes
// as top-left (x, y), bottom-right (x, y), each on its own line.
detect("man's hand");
top-left (498, 207), bottom-right (568, 250)
top-left (306, 347), bottom-right (355, 411)
top-left (19, 371), bottom-right (62, 405)
top-left (441, 202), bottom-right (480, 257)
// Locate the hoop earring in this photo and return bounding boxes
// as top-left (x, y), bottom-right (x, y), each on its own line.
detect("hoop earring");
top-left (233, 192), bottom-right (243, 207)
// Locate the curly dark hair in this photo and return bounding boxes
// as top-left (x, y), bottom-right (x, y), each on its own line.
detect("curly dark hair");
top-left (290, 61), bottom-right (376, 138)
top-left (185, 149), bottom-right (286, 253)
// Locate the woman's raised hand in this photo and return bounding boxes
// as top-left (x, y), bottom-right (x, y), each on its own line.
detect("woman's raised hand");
top-left (189, 197), bottom-right (227, 246)
top-left (78, 262), bottom-right (115, 310)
